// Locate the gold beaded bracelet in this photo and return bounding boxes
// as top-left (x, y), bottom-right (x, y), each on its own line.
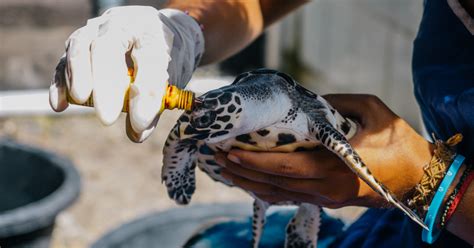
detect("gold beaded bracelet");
top-left (406, 133), bottom-right (463, 218)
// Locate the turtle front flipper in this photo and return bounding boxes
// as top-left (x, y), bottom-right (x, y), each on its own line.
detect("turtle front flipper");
top-left (285, 203), bottom-right (320, 248)
top-left (162, 123), bottom-right (199, 205)
top-left (310, 121), bottom-right (427, 230)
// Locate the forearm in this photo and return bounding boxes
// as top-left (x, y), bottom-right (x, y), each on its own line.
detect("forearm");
top-left (165, 0), bottom-right (308, 64)
top-left (447, 163), bottom-right (474, 245)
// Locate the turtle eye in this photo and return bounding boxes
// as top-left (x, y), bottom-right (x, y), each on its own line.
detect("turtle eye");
top-left (192, 112), bottom-right (216, 128)
top-left (202, 99), bottom-right (218, 109)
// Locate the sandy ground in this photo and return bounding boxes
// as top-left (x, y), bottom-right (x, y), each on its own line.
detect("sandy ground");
top-left (0, 110), bottom-right (366, 248)
top-left (1, 111), bottom-right (253, 248)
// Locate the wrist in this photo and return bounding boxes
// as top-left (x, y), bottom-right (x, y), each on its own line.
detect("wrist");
top-left (158, 8), bottom-right (205, 88)
top-left (440, 162), bottom-right (469, 225)
top-left (419, 154), bottom-right (465, 243)
top-left (402, 134), bottom-right (463, 216)
top-left (377, 133), bottom-right (435, 207)
top-left (350, 121), bottom-right (435, 208)
top-left (398, 138), bottom-right (435, 201)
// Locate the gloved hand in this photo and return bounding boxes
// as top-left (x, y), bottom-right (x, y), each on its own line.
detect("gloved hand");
top-left (49, 6), bottom-right (204, 142)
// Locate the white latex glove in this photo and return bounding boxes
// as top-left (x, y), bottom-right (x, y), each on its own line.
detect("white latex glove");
top-left (49, 6), bottom-right (204, 142)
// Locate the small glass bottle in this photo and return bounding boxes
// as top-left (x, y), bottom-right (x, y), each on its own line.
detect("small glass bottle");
top-left (66, 68), bottom-right (195, 112)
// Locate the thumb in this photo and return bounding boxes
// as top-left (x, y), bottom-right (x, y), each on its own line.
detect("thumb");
top-left (126, 114), bottom-right (159, 143)
top-left (49, 54), bottom-right (69, 112)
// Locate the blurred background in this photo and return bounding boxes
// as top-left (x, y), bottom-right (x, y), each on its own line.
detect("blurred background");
top-left (0, 0), bottom-right (425, 247)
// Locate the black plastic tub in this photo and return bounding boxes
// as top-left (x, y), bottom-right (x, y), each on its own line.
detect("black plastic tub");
top-left (0, 139), bottom-right (81, 247)
top-left (91, 203), bottom-right (252, 248)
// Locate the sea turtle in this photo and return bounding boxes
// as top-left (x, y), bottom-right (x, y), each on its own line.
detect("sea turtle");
top-left (162, 69), bottom-right (424, 248)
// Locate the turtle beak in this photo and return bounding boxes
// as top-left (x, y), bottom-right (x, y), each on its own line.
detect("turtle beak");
top-left (192, 98), bottom-right (203, 111)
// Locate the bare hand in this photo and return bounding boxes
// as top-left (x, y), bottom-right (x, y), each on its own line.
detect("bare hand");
top-left (215, 94), bottom-right (434, 209)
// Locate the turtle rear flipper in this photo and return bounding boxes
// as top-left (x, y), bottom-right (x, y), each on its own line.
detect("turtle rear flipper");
top-left (311, 121), bottom-right (427, 230)
top-left (251, 199), bottom-right (269, 248)
top-left (285, 203), bottom-right (320, 248)
top-left (162, 123), bottom-right (198, 205)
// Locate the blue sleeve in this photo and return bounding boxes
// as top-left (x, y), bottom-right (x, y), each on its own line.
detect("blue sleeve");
top-left (412, 0), bottom-right (474, 160)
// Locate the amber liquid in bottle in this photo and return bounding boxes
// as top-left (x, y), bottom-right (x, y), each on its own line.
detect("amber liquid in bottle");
top-left (66, 68), bottom-right (195, 112)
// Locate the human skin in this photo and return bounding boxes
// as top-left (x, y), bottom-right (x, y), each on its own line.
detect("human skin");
top-left (165, 0), bottom-right (474, 244)
top-left (166, 0), bottom-right (310, 64)
top-left (215, 94), bottom-right (434, 209)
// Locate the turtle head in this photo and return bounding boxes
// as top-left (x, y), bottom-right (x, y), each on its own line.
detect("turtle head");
top-left (177, 89), bottom-right (244, 143)
top-left (178, 82), bottom-right (291, 143)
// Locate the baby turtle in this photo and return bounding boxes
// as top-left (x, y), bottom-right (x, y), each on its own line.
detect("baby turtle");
top-left (162, 69), bottom-right (425, 248)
